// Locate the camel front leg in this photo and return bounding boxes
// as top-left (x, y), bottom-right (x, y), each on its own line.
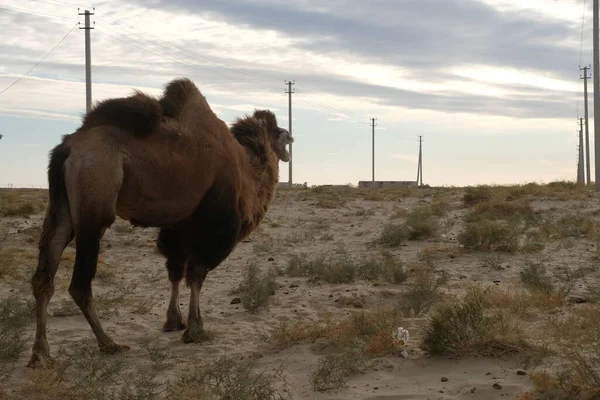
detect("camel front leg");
top-left (182, 264), bottom-right (209, 343)
top-left (164, 279), bottom-right (186, 331)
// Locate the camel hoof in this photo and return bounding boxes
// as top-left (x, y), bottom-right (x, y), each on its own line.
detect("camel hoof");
top-left (99, 342), bottom-right (131, 354)
top-left (181, 328), bottom-right (211, 344)
top-left (163, 318), bottom-right (187, 332)
top-left (27, 352), bottom-right (54, 369)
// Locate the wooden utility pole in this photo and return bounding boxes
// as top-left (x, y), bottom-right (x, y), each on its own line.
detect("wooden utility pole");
top-left (285, 80), bottom-right (294, 186)
top-left (79, 8), bottom-right (95, 113)
top-left (594, 0), bottom-right (600, 189)
top-left (370, 118), bottom-right (377, 186)
top-left (581, 66), bottom-right (592, 184)
top-left (579, 118), bottom-right (585, 184)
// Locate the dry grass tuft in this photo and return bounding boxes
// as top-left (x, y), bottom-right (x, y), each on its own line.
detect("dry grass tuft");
top-left (420, 287), bottom-right (528, 358)
top-left (482, 286), bottom-right (564, 316)
top-left (1, 294), bottom-right (34, 382)
top-left (234, 263), bottom-right (277, 314)
top-left (519, 262), bottom-right (554, 293)
top-left (310, 347), bottom-right (365, 392)
top-left (399, 266), bottom-right (448, 316)
top-left (173, 356), bottom-right (289, 400)
top-left (472, 198), bottom-right (534, 220)
top-left (376, 207), bottom-right (439, 247)
top-left (540, 214), bottom-right (595, 238)
top-left (520, 305), bottom-right (600, 399)
top-left (0, 248), bottom-right (20, 279)
top-left (458, 219), bottom-right (519, 252)
top-left (286, 247), bottom-right (406, 284)
top-left (0, 189), bottom-right (45, 217)
top-left (419, 245), bottom-right (463, 261)
top-left (270, 306), bottom-right (404, 356)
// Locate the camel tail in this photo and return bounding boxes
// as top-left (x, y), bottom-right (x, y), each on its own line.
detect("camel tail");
top-left (39, 143), bottom-right (71, 249)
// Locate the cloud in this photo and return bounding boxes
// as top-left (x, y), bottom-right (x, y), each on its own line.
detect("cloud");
top-left (0, 0), bottom-right (587, 122)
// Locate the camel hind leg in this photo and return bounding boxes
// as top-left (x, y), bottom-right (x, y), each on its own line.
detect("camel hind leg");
top-left (28, 143), bottom-right (74, 368)
top-left (64, 152), bottom-right (129, 354)
top-left (157, 227), bottom-right (187, 331)
top-left (68, 225), bottom-right (129, 353)
top-left (28, 201), bottom-right (74, 367)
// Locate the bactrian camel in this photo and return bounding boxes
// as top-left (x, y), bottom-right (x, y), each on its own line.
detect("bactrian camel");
top-left (27, 78), bottom-right (293, 367)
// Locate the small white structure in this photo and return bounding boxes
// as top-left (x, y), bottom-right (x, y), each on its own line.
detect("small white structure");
top-left (358, 180), bottom-right (418, 189)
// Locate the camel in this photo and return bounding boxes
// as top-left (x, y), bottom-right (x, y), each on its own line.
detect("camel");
top-left (27, 78), bottom-right (293, 367)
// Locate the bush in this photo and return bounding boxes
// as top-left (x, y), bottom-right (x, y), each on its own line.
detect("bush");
top-left (376, 223), bottom-right (407, 247)
top-left (458, 220), bottom-right (519, 252)
top-left (236, 264), bottom-right (277, 314)
top-left (286, 248), bottom-right (406, 284)
top-left (420, 287), bottom-right (526, 358)
top-left (310, 348), bottom-right (365, 391)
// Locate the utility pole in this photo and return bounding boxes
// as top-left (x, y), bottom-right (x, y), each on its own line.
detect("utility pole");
top-left (370, 118), bottom-right (377, 187)
top-left (285, 80), bottom-right (294, 187)
top-left (79, 8), bottom-right (94, 113)
top-left (579, 118), bottom-right (585, 184)
top-left (594, 0), bottom-right (600, 190)
top-left (417, 136), bottom-right (423, 186)
top-left (581, 66), bottom-right (592, 184)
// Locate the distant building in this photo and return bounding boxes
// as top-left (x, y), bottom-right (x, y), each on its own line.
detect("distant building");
top-left (358, 181), bottom-right (418, 188)
top-left (278, 182), bottom-right (308, 189)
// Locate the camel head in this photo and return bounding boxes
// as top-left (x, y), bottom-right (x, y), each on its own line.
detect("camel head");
top-left (253, 109), bottom-right (294, 162)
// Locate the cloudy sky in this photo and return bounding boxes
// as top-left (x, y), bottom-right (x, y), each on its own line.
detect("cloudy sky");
top-left (0, 0), bottom-right (595, 187)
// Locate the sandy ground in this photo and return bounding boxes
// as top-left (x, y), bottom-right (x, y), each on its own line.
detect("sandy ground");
top-left (2, 186), bottom-right (600, 399)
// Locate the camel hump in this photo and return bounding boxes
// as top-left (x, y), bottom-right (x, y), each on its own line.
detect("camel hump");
top-left (159, 78), bottom-right (202, 119)
top-left (82, 92), bottom-right (162, 137)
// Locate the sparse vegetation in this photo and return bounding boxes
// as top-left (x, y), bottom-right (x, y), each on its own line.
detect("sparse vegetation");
top-left (520, 262), bottom-right (554, 293)
top-left (376, 207), bottom-right (438, 247)
top-left (3, 184), bottom-right (600, 397)
top-left (310, 347), bottom-right (365, 391)
top-left (376, 222), bottom-right (407, 247)
top-left (403, 207), bottom-right (438, 240)
top-left (0, 190), bottom-right (44, 217)
top-left (463, 186), bottom-right (492, 206)
top-left (540, 214), bottom-right (594, 238)
top-left (420, 287), bottom-right (527, 358)
top-left (271, 306), bottom-right (404, 356)
top-left (399, 266), bottom-right (448, 316)
top-left (0, 248), bottom-right (19, 279)
top-left (472, 198), bottom-right (534, 220)
top-left (0, 294), bottom-right (33, 382)
top-left (253, 238), bottom-right (275, 255)
top-left (235, 263), bottom-right (277, 313)
top-left (286, 247), bottom-right (406, 284)
top-left (173, 356), bottom-right (289, 400)
top-left (458, 219), bottom-right (519, 252)
top-left (482, 286), bottom-right (564, 317)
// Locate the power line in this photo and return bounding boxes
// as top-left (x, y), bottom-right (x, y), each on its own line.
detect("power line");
top-left (0, 5), bottom-right (77, 22)
top-left (29, 0), bottom-right (81, 9)
top-left (580, 0), bottom-right (588, 66)
top-left (94, 25), bottom-right (242, 83)
top-left (0, 22), bottom-right (78, 96)
top-left (95, 12), bottom-right (276, 86)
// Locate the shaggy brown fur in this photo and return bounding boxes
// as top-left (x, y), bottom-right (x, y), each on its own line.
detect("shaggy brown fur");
top-left (27, 77), bottom-right (293, 367)
top-left (81, 92), bottom-right (163, 137)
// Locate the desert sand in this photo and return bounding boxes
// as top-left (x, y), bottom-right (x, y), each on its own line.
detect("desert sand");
top-left (1, 183), bottom-right (599, 399)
